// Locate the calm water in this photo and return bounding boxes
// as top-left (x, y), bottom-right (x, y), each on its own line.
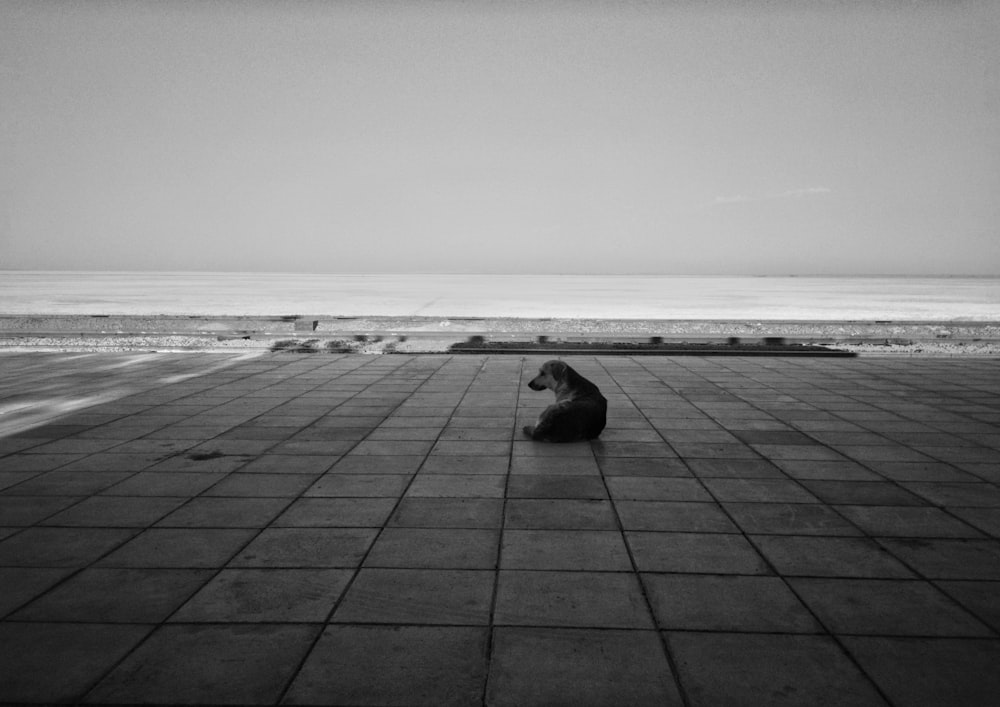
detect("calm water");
top-left (1, 272), bottom-right (998, 321)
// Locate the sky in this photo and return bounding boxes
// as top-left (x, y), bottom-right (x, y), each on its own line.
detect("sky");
top-left (1, 0), bottom-right (998, 275)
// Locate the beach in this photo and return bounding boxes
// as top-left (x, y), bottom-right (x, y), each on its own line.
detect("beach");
top-left (3, 272), bottom-right (999, 320)
top-left (1, 314), bottom-right (999, 356)
top-left (1, 273), bottom-right (998, 355)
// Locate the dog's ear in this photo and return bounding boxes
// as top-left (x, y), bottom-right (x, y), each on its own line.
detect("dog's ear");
top-left (548, 360), bottom-right (568, 382)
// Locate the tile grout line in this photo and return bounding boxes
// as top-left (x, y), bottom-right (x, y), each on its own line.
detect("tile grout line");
top-left (481, 354), bottom-right (527, 707)
top-left (0, 354), bottom-right (346, 624)
top-left (272, 353), bottom-right (491, 705)
top-left (593, 355), bottom-right (694, 707)
top-left (74, 353), bottom-right (417, 704)
top-left (0, 353), bottom-right (326, 531)
top-left (725, 357), bottom-right (999, 543)
top-left (627, 355), bottom-right (900, 707)
top-left (1, 353), bottom-right (998, 705)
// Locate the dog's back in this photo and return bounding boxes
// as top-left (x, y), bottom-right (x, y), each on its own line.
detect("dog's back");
top-left (524, 361), bottom-right (607, 443)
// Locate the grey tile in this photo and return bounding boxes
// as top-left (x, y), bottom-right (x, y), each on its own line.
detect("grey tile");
top-left (406, 474), bottom-right (506, 498)
top-left (606, 477), bottom-right (712, 502)
top-left (98, 528), bottom-right (256, 568)
top-left (390, 497), bottom-right (504, 528)
top-left (800, 480), bottom-right (927, 506)
top-left (369, 426), bottom-right (447, 441)
top-left (230, 527), bottom-right (377, 568)
top-left (146, 454), bottom-right (254, 473)
top-left (616, 501), bottom-right (738, 533)
top-left (753, 535), bottom-right (915, 578)
top-left (273, 497), bottom-right (396, 527)
top-left (59, 452), bottom-right (168, 472)
top-left (506, 475), bottom-right (607, 500)
top-left (0, 567), bottom-right (74, 616)
top-left (329, 454), bottom-right (425, 474)
top-left (902, 481), bottom-right (1000, 507)
top-left (935, 580), bottom-right (1000, 632)
top-left (41, 496), bottom-right (185, 527)
top-left (645, 574), bottom-right (821, 632)
top-left (791, 577), bottom-right (993, 636)
top-left (862, 461), bottom-right (978, 482)
top-left (598, 457), bottom-right (692, 477)
top-left (504, 499), bottom-right (618, 530)
top-left (594, 428), bottom-right (665, 442)
top-left (86, 624), bottom-right (318, 705)
top-left (0, 471), bottom-right (38, 491)
top-left (305, 473), bottom-right (411, 497)
top-left (102, 472), bottom-right (227, 497)
top-left (773, 459), bottom-right (881, 481)
top-left (0, 495), bottom-right (83, 525)
top-left (512, 440), bottom-right (594, 457)
top-left (0, 527), bottom-right (137, 567)
top-left (750, 444), bottom-right (847, 461)
top-left (685, 459), bottom-right (786, 478)
top-left (510, 455), bottom-right (601, 475)
top-left (664, 429), bottom-right (742, 444)
top-left (284, 625), bottom-right (487, 707)
top-left (447, 416), bottom-right (513, 429)
top-left (5, 471), bottom-right (132, 496)
top-left (431, 440), bottom-right (511, 456)
top-left (379, 415), bottom-right (452, 428)
top-left (724, 502), bottom-right (862, 536)
top-left (292, 426), bottom-right (372, 441)
top-left (13, 568), bottom-right (211, 622)
top-left (171, 568), bottom-right (351, 622)
top-left (836, 505), bottom-right (983, 538)
top-left (495, 570), bottom-right (653, 628)
top-left (332, 568), bottom-right (493, 625)
top-left (203, 472), bottom-right (319, 498)
top-left (487, 627), bottom-right (682, 707)
top-left (594, 441), bottom-right (677, 458)
top-left (671, 442), bottom-right (761, 459)
top-left (0, 453), bottom-right (83, 472)
top-left (364, 528), bottom-right (499, 569)
top-left (237, 454), bottom-right (337, 474)
top-left (701, 478), bottom-right (819, 503)
top-left (911, 446), bottom-right (999, 464)
top-left (156, 497), bottom-right (289, 528)
top-left (420, 455), bottom-right (509, 475)
top-left (501, 530), bottom-right (632, 571)
top-left (186, 439), bottom-right (280, 456)
top-left (7, 353), bottom-right (1000, 706)
top-left (877, 538), bottom-right (1000, 580)
top-left (831, 445), bottom-right (935, 463)
top-left (627, 532), bottom-right (769, 574)
top-left (948, 508), bottom-right (1000, 538)
top-left (843, 636), bottom-right (1000, 707)
top-left (0, 622), bottom-right (151, 704)
top-left (351, 439), bottom-right (436, 456)
top-left (668, 632), bottom-right (887, 707)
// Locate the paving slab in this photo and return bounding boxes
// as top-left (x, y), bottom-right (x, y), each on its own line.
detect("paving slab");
top-left (487, 627), bottom-right (683, 707)
top-left (1, 351), bottom-right (999, 705)
top-left (284, 625), bottom-right (488, 706)
top-left (667, 632), bottom-right (889, 707)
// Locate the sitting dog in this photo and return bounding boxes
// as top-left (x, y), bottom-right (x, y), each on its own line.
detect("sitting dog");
top-left (523, 360), bottom-right (607, 442)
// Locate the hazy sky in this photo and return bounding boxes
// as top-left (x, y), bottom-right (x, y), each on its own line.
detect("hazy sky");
top-left (2, 0), bottom-right (998, 275)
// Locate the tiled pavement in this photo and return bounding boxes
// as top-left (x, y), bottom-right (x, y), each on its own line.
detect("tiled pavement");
top-left (1, 351), bottom-right (999, 706)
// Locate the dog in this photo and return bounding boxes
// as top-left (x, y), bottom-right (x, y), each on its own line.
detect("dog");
top-left (522, 360), bottom-right (607, 442)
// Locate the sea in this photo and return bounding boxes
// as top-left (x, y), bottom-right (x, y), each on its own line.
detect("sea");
top-left (1, 272), bottom-right (999, 321)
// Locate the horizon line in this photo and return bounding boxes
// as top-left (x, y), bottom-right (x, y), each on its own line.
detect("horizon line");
top-left (2, 269), bottom-right (998, 279)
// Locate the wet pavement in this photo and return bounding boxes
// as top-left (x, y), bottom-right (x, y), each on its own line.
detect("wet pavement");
top-left (1, 351), bottom-right (999, 706)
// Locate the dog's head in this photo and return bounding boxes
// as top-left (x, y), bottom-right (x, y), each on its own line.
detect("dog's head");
top-left (528, 360), bottom-right (569, 391)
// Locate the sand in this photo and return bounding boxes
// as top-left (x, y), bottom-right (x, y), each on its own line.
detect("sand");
top-left (1, 315), bottom-right (998, 356)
